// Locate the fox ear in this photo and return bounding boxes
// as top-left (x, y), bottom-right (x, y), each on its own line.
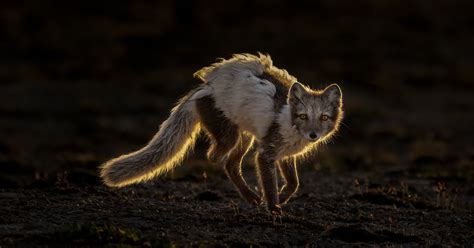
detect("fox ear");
top-left (289, 82), bottom-right (308, 105)
top-left (323, 84), bottom-right (342, 102)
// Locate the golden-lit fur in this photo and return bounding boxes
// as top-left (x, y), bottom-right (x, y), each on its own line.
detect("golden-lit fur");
top-left (100, 87), bottom-right (210, 187)
top-left (100, 53), bottom-right (343, 214)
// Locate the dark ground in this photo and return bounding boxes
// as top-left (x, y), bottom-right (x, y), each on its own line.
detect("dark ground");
top-left (0, 0), bottom-right (473, 246)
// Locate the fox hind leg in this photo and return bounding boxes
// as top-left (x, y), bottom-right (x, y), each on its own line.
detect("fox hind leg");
top-left (195, 96), bottom-right (239, 163)
top-left (195, 96), bottom-right (261, 205)
top-left (224, 134), bottom-right (261, 205)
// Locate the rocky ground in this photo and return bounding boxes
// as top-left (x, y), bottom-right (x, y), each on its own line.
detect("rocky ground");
top-left (0, 170), bottom-right (472, 246)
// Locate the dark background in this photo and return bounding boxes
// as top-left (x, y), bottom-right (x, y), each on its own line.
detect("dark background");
top-left (1, 0), bottom-right (473, 185)
top-left (0, 0), bottom-right (473, 246)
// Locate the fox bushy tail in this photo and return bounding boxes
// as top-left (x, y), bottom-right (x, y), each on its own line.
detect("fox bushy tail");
top-left (100, 87), bottom-right (210, 187)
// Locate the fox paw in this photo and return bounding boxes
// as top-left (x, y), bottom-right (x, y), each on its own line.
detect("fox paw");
top-left (278, 193), bottom-right (293, 205)
top-left (242, 191), bottom-right (262, 206)
top-left (278, 185), bottom-right (298, 205)
top-left (267, 204), bottom-right (283, 216)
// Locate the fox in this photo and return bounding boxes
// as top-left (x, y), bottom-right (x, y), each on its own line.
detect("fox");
top-left (100, 53), bottom-right (343, 215)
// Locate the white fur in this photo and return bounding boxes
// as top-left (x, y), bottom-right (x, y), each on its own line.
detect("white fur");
top-left (195, 53), bottom-right (295, 140)
top-left (210, 71), bottom-right (276, 139)
top-left (196, 54), bottom-right (318, 159)
top-left (101, 53), bottom-right (317, 187)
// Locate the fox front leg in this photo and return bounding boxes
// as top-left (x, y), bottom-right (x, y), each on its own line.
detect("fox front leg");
top-left (278, 157), bottom-right (299, 205)
top-left (255, 145), bottom-right (282, 215)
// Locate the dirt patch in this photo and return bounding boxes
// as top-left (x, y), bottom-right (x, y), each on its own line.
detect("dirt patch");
top-left (324, 224), bottom-right (420, 244)
top-left (0, 172), bottom-right (472, 246)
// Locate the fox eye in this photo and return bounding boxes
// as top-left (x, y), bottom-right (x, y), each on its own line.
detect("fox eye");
top-left (321, 114), bottom-right (329, 121)
top-left (298, 114), bottom-right (308, 120)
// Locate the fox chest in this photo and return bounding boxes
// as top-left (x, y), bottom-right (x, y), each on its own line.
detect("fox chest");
top-left (276, 138), bottom-right (313, 160)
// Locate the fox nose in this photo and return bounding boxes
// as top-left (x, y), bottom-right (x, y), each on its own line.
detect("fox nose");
top-left (309, 132), bottom-right (318, 140)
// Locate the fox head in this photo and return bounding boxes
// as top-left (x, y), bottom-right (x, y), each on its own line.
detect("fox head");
top-left (288, 82), bottom-right (343, 142)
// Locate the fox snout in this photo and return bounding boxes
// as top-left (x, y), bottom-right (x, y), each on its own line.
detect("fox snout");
top-left (303, 131), bottom-right (320, 142)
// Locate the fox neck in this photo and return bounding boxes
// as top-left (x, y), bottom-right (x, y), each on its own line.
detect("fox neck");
top-left (276, 104), bottom-right (314, 159)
